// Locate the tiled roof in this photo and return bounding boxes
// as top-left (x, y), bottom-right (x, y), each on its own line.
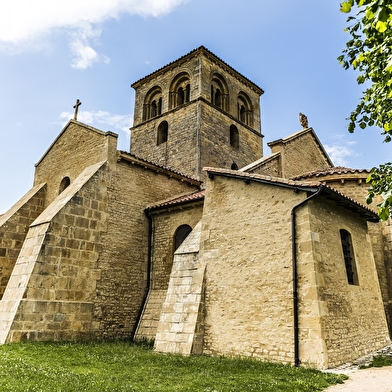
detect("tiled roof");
top-left (204, 167), bottom-right (379, 222)
top-left (291, 166), bottom-right (371, 180)
top-left (118, 150), bottom-right (201, 184)
top-left (131, 46), bottom-right (264, 94)
top-left (205, 167), bottom-right (322, 188)
top-left (146, 189), bottom-right (205, 211)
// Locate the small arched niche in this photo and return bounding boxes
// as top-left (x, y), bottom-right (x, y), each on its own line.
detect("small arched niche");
top-left (174, 224), bottom-right (192, 252)
top-left (59, 176), bottom-right (71, 194)
top-left (157, 121), bottom-right (169, 145)
top-left (230, 124), bottom-right (239, 148)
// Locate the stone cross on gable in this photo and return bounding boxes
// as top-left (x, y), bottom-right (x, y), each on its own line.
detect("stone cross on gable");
top-left (73, 99), bottom-right (82, 120)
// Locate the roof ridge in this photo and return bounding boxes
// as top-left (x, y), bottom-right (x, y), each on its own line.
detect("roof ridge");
top-left (118, 150), bottom-right (201, 183)
top-left (291, 166), bottom-right (371, 180)
top-left (131, 46), bottom-right (263, 93)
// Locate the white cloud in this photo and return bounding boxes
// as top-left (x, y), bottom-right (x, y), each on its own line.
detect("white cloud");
top-left (324, 144), bottom-right (355, 167)
top-left (59, 110), bottom-right (132, 135)
top-left (0, 0), bottom-right (189, 67)
top-left (69, 24), bottom-right (101, 69)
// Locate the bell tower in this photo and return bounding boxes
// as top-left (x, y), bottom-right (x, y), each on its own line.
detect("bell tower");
top-left (130, 46), bottom-right (264, 180)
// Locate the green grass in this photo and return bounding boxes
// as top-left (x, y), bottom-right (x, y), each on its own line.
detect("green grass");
top-left (0, 341), bottom-right (346, 391)
top-left (360, 354), bottom-right (392, 369)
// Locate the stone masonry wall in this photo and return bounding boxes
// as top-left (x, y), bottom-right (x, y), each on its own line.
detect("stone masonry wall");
top-left (0, 184), bottom-right (46, 299)
top-left (199, 175), bottom-right (305, 364)
top-left (135, 203), bottom-right (203, 340)
top-left (154, 221), bottom-right (206, 355)
top-left (150, 204), bottom-right (203, 291)
top-left (130, 104), bottom-right (199, 178)
top-left (1, 162), bottom-right (107, 343)
top-left (269, 130), bottom-right (331, 178)
top-left (306, 197), bottom-right (390, 368)
top-left (312, 177), bottom-right (392, 336)
top-left (92, 159), bottom-right (199, 340)
top-left (244, 154), bottom-right (282, 177)
top-left (200, 103), bottom-right (262, 175)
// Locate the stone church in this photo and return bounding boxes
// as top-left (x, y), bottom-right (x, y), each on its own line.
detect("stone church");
top-left (0, 46), bottom-right (391, 369)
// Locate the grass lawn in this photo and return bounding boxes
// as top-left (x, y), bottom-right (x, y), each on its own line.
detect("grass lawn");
top-left (0, 341), bottom-right (346, 391)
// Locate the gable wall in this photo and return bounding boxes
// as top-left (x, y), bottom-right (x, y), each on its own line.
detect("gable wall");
top-left (34, 122), bottom-right (117, 207)
top-left (270, 132), bottom-right (331, 178)
top-left (245, 155), bottom-right (281, 176)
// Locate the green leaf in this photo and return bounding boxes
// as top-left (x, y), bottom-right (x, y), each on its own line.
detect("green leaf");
top-left (378, 206), bottom-right (390, 221)
top-left (376, 20), bottom-right (387, 32)
top-left (340, 2), bottom-right (352, 13)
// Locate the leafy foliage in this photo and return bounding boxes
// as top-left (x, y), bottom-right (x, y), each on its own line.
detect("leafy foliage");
top-left (366, 162), bottom-right (392, 220)
top-left (340, 1), bottom-right (392, 220)
top-left (339, 0), bottom-right (392, 141)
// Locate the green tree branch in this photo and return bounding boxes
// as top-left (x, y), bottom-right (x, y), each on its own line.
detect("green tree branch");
top-left (340, 0), bottom-right (392, 220)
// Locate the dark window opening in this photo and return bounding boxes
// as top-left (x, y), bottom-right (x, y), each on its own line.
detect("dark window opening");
top-left (157, 121), bottom-right (168, 145)
top-left (151, 100), bottom-right (157, 117)
top-left (230, 125), bottom-right (239, 148)
top-left (340, 229), bottom-right (359, 285)
top-left (231, 162), bottom-right (238, 170)
top-left (215, 89), bottom-right (222, 108)
top-left (174, 224), bottom-right (192, 251)
top-left (239, 105), bottom-right (246, 122)
top-left (178, 87), bottom-right (184, 105)
top-left (185, 84), bottom-right (190, 102)
top-left (59, 177), bottom-right (71, 194)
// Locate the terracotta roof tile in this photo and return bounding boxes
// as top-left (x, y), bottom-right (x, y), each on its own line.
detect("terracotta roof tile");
top-left (291, 166), bottom-right (371, 180)
top-left (204, 167), bottom-right (378, 222)
top-left (118, 150), bottom-right (201, 183)
top-left (147, 190), bottom-right (205, 211)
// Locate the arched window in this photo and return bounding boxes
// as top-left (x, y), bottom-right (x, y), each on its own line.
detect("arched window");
top-left (157, 121), bottom-right (168, 145)
top-left (231, 162), bottom-right (238, 170)
top-left (237, 92), bottom-right (253, 126)
top-left (59, 177), bottom-right (70, 194)
top-left (230, 125), bottom-right (239, 148)
top-left (211, 73), bottom-right (229, 111)
top-left (170, 73), bottom-right (191, 109)
top-left (340, 229), bottom-right (359, 285)
top-left (174, 224), bottom-right (192, 252)
top-left (143, 86), bottom-right (163, 121)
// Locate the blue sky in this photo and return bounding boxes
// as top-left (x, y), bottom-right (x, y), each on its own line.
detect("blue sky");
top-left (0, 0), bottom-right (390, 213)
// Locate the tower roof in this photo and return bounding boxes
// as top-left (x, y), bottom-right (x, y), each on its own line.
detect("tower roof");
top-left (131, 46), bottom-right (264, 95)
